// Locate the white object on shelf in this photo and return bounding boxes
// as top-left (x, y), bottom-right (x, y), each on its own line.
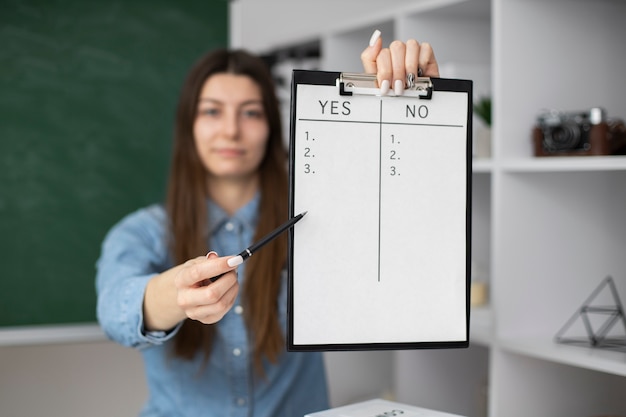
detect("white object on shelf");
top-left (306, 399), bottom-right (465, 417)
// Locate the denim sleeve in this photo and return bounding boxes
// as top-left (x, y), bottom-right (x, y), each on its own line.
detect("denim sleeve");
top-left (95, 206), bottom-right (181, 349)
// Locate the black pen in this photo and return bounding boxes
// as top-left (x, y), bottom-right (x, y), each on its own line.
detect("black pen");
top-left (208, 211), bottom-right (307, 282)
top-left (227, 211), bottom-right (307, 267)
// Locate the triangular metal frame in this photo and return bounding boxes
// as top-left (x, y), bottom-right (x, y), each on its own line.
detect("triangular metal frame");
top-left (555, 276), bottom-right (626, 351)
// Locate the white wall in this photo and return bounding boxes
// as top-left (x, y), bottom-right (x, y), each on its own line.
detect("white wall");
top-left (229, 0), bottom-right (426, 52)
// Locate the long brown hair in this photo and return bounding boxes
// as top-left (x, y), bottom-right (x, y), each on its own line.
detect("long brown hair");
top-left (165, 49), bottom-right (288, 372)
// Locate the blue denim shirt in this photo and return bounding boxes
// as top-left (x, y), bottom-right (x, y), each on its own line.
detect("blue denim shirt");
top-left (96, 195), bottom-right (328, 417)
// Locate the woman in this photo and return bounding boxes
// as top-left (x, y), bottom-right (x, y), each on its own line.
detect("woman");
top-left (96, 31), bottom-right (439, 416)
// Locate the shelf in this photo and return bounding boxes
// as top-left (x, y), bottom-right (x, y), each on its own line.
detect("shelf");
top-left (0, 323), bottom-right (105, 346)
top-left (498, 337), bottom-right (626, 377)
top-left (500, 156), bottom-right (626, 173)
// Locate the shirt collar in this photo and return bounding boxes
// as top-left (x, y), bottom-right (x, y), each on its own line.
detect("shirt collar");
top-left (207, 192), bottom-right (260, 236)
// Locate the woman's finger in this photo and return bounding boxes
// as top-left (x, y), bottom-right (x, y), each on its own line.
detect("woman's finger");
top-left (419, 42), bottom-right (440, 77)
top-left (183, 277), bottom-right (239, 324)
top-left (360, 29), bottom-right (382, 75)
top-left (175, 255), bottom-right (234, 288)
top-left (375, 48), bottom-right (392, 95)
top-left (177, 270), bottom-right (238, 309)
top-left (405, 39), bottom-right (420, 82)
top-left (389, 40), bottom-right (407, 95)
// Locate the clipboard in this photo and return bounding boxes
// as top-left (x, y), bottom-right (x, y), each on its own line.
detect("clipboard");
top-left (287, 70), bottom-right (472, 351)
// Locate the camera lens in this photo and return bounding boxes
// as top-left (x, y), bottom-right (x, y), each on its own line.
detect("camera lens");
top-left (544, 121), bottom-right (581, 151)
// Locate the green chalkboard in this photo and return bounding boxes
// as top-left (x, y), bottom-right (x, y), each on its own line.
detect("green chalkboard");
top-left (0, 1), bottom-right (228, 327)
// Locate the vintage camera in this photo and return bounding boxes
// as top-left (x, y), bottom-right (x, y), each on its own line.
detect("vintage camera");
top-left (533, 108), bottom-right (626, 156)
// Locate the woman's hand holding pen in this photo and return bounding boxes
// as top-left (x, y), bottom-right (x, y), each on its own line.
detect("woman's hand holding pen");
top-left (174, 251), bottom-right (239, 325)
top-left (361, 29), bottom-right (440, 95)
top-left (143, 252), bottom-right (239, 331)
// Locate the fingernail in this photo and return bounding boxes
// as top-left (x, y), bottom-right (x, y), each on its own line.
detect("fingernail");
top-left (227, 255), bottom-right (243, 267)
top-left (369, 29), bottom-right (381, 47)
top-left (380, 79), bottom-right (390, 95)
top-left (394, 79), bottom-right (404, 96)
top-left (206, 251), bottom-right (218, 259)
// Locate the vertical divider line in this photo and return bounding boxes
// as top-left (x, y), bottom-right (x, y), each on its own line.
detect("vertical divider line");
top-left (378, 99), bottom-right (383, 283)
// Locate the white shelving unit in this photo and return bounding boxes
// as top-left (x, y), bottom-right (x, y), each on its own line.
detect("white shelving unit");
top-left (234, 0), bottom-right (626, 415)
top-left (489, 0), bottom-right (626, 415)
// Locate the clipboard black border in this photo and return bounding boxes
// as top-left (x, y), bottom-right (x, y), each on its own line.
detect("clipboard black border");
top-left (287, 70), bottom-right (473, 352)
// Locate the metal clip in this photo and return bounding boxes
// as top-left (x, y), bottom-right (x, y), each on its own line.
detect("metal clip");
top-left (338, 72), bottom-right (433, 99)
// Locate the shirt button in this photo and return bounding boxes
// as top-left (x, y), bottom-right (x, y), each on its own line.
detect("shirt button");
top-left (237, 397), bottom-right (246, 406)
top-left (225, 222), bottom-right (235, 232)
top-left (234, 305), bottom-right (243, 315)
top-left (233, 348), bottom-right (242, 357)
